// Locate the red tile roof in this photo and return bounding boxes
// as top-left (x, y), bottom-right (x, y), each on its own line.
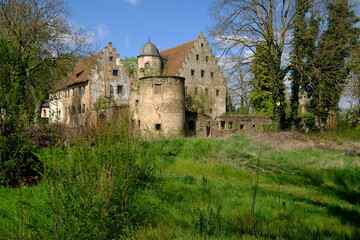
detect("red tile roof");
top-left (53, 53), bottom-right (100, 91)
top-left (160, 40), bottom-right (195, 76)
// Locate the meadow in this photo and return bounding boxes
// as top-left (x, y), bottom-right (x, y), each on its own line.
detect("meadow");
top-left (0, 130), bottom-right (359, 239)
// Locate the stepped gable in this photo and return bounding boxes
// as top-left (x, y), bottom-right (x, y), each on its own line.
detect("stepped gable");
top-left (53, 53), bottom-right (100, 91)
top-left (160, 40), bottom-right (195, 76)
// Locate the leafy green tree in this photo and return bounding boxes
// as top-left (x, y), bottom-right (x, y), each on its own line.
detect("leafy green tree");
top-left (122, 56), bottom-right (138, 77)
top-left (309, 0), bottom-right (359, 129)
top-left (210, 0), bottom-right (295, 130)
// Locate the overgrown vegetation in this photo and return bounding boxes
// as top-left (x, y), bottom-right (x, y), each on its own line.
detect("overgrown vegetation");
top-left (1, 134), bottom-right (359, 239)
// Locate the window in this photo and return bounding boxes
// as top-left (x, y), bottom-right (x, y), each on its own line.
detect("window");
top-left (113, 70), bottom-right (118, 76)
top-left (109, 56), bottom-right (113, 61)
top-left (78, 105), bottom-right (81, 114)
top-left (155, 124), bottom-right (162, 131)
top-left (206, 56), bottom-right (209, 62)
top-left (76, 70), bottom-right (84, 78)
top-left (194, 88), bottom-right (198, 95)
top-left (145, 62), bottom-right (150, 69)
top-left (201, 70), bottom-right (205, 78)
top-left (210, 109), bottom-right (213, 114)
top-left (110, 85), bottom-right (114, 98)
top-left (196, 54), bottom-right (199, 61)
top-left (220, 121), bottom-right (225, 129)
top-left (205, 88), bottom-right (209, 96)
top-left (228, 122), bottom-right (233, 129)
top-left (117, 85), bottom-right (123, 94)
top-left (191, 69), bottom-right (195, 76)
top-left (211, 72), bottom-right (214, 78)
top-left (253, 124), bottom-right (256, 128)
top-left (201, 43), bottom-right (204, 48)
top-left (216, 89), bottom-right (220, 97)
top-left (240, 124), bottom-right (244, 129)
top-left (138, 120), bottom-right (141, 128)
top-left (154, 84), bottom-right (162, 94)
top-left (82, 104), bottom-right (85, 113)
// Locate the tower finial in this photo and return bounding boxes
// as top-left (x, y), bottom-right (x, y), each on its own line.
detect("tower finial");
top-left (148, 36), bottom-right (151, 42)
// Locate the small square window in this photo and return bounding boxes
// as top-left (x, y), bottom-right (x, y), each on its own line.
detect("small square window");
top-left (154, 84), bottom-right (162, 94)
top-left (253, 124), bottom-right (256, 128)
top-left (117, 85), bottom-right (123, 94)
top-left (191, 69), bottom-right (195, 76)
top-left (240, 124), bottom-right (244, 129)
top-left (109, 56), bottom-right (113, 61)
top-left (155, 124), bottom-right (162, 131)
top-left (216, 89), bottom-right (220, 97)
top-left (113, 70), bottom-right (118, 76)
top-left (196, 54), bottom-right (199, 61)
top-left (201, 70), bottom-right (205, 78)
top-left (201, 43), bottom-right (204, 48)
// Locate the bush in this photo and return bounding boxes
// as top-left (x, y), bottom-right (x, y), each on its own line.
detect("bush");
top-left (43, 122), bottom-right (157, 239)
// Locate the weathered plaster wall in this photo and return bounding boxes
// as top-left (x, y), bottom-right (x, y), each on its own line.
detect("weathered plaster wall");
top-left (178, 33), bottom-right (226, 118)
top-left (138, 76), bottom-right (185, 137)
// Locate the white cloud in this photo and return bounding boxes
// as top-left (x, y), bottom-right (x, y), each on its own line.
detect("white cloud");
top-left (123, 0), bottom-right (139, 4)
top-left (96, 24), bottom-right (109, 39)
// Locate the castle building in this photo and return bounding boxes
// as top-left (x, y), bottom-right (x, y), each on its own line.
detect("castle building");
top-left (48, 42), bottom-right (131, 127)
top-left (46, 32), bottom-right (271, 137)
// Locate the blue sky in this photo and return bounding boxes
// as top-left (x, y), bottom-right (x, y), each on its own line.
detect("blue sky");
top-left (68, 0), bottom-right (214, 58)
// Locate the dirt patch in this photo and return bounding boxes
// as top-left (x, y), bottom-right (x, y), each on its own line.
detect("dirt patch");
top-left (253, 131), bottom-right (360, 155)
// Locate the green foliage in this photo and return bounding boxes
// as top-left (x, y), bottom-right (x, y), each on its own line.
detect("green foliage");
top-left (122, 57), bottom-right (138, 77)
top-left (42, 123), bottom-right (157, 239)
top-left (186, 92), bottom-right (214, 114)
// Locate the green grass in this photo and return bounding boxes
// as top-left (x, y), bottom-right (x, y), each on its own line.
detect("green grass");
top-left (0, 134), bottom-right (359, 239)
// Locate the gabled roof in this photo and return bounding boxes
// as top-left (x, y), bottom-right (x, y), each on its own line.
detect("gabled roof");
top-left (160, 40), bottom-right (195, 76)
top-left (53, 53), bottom-right (100, 91)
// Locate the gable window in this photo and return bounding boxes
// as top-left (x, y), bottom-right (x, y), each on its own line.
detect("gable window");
top-left (145, 62), bottom-right (150, 69)
top-left (109, 56), bottom-right (113, 61)
top-left (201, 70), bottom-right (205, 78)
top-left (216, 89), bottom-right (220, 97)
top-left (191, 69), bottom-right (195, 76)
top-left (154, 84), bottom-right (162, 94)
top-left (201, 43), bottom-right (204, 48)
top-left (155, 123), bottom-right (162, 131)
top-left (196, 54), bottom-right (199, 61)
top-left (113, 70), bottom-right (118, 76)
top-left (117, 85), bottom-right (123, 94)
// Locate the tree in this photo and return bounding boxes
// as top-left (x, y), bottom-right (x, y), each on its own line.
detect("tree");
top-left (210, 0), bottom-right (295, 130)
top-left (0, 0), bottom-right (92, 186)
top-left (0, 0), bottom-right (92, 122)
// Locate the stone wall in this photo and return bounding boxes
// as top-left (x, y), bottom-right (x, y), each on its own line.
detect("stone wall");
top-left (137, 76), bottom-right (185, 137)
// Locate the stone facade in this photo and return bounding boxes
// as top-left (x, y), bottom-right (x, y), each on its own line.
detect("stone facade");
top-left (48, 42), bottom-right (131, 127)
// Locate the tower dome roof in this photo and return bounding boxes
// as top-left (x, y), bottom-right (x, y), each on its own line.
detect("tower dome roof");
top-left (138, 41), bottom-right (160, 57)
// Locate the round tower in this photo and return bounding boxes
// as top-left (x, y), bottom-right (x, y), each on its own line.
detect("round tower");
top-left (137, 41), bottom-right (162, 77)
top-left (138, 76), bottom-right (185, 137)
